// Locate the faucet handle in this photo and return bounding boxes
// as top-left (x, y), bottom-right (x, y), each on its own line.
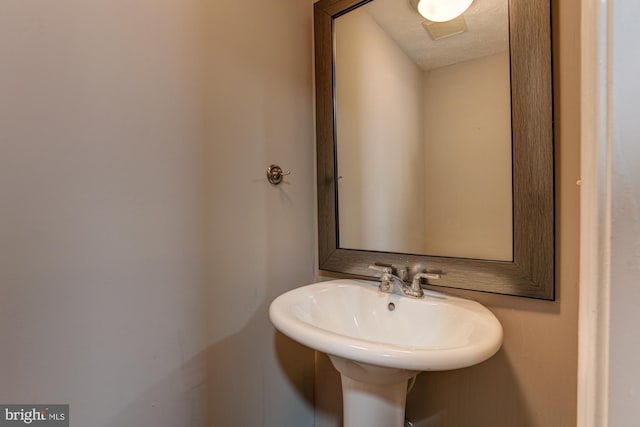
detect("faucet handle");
top-left (411, 272), bottom-right (441, 289)
top-left (413, 272), bottom-right (441, 281)
top-left (406, 272), bottom-right (441, 298)
top-left (368, 264), bottom-right (393, 275)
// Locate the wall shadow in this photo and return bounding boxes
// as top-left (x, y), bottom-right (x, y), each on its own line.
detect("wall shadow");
top-left (101, 300), bottom-right (315, 427)
top-left (406, 350), bottom-right (532, 427)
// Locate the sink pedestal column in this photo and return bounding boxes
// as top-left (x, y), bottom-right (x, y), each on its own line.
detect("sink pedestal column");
top-left (341, 376), bottom-right (407, 427)
top-left (329, 355), bottom-right (418, 427)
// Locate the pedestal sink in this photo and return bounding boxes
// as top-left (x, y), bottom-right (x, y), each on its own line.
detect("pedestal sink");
top-left (269, 279), bottom-right (503, 427)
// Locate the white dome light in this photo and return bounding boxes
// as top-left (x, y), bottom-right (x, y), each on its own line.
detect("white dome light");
top-left (417, 0), bottom-right (474, 22)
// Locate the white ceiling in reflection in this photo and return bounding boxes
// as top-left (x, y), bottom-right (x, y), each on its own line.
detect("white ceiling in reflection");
top-left (363, 0), bottom-right (509, 70)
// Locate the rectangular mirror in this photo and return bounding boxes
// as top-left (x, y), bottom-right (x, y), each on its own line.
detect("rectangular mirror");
top-left (334, 0), bottom-right (513, 261)
top-left (315, 0), bottom-right (555, 299)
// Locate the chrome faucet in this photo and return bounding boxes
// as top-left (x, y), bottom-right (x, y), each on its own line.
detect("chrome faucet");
top-left (368, 265), bottom-right (405, 293)
top-left (368, 265), bottom-right (441, 298)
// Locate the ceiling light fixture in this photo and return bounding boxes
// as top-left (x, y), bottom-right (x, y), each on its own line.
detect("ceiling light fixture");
top-left (416, 0), bottom-right (474, 22)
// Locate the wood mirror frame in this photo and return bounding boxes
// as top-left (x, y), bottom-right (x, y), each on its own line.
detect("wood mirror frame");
top-left (315, 0), bottom-right (554, 299)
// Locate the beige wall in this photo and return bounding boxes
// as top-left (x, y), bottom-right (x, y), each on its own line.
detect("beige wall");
top-left (335, 9), bottom-right (426, 253)
top-left (0, 0), bottom-right (316, 426)
top-left (422, 52), bottom-right (512, 261)
top-left (316, 0), bottom-right (580, 425)
top-left (202, 0), bottom-right (317, 425)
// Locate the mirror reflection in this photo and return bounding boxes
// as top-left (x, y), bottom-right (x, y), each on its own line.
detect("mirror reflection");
top-left (334, 0), bottom-right (513, 261)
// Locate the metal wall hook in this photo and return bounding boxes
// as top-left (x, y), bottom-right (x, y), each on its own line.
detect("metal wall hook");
top-left (267, 164), bottom-right (290, 185)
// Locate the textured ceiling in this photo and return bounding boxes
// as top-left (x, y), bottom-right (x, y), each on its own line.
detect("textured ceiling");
top-left (356, 0), bottom-right (509, 71)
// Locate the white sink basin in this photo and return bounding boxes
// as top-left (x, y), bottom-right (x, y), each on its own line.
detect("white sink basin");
top-left (269, 279), bottom-right (503, 371)
top-left (269, 279), bottom-right (503, 427)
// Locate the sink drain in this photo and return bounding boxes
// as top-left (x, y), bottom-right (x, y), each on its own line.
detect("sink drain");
top-left (388, 302), bottom-right (396, 311)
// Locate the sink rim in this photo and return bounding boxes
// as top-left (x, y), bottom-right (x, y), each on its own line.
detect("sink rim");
top-left (269, 279), bottom-right (503, 371)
